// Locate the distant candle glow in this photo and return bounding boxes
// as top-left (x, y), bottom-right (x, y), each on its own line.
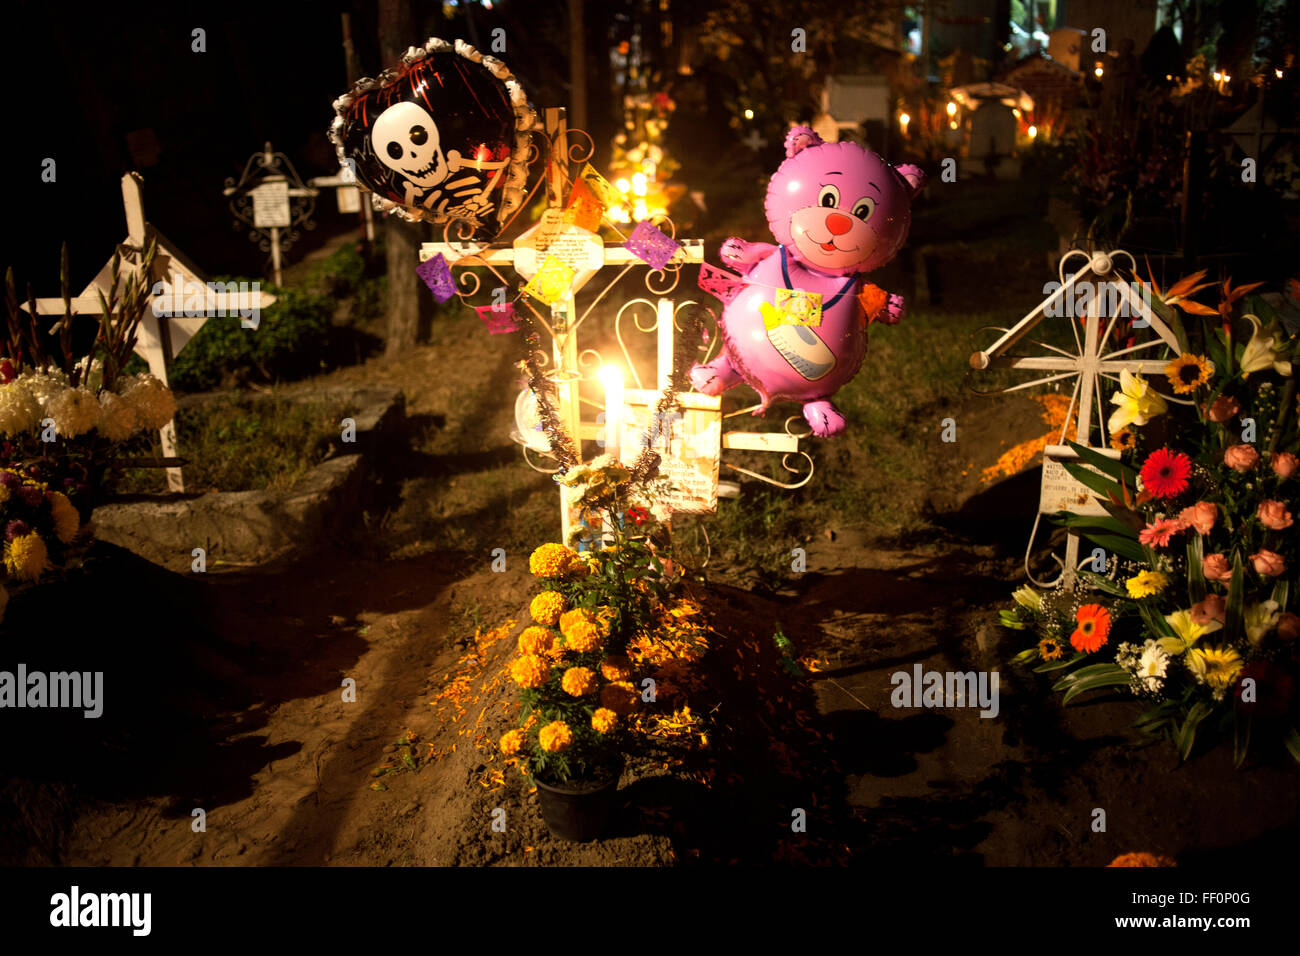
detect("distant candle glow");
top-left (1028, 125), bottom-right (1038, 139)
top-left (744, 108), bottom-right (754, 120)
top-left (898, 112), bottom-right (911, 134)
top-left (946, 101), bottom-right (957, 117)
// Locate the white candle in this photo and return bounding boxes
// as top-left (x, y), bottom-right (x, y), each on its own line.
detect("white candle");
top-left (600, 364), bottom-right (624, 463)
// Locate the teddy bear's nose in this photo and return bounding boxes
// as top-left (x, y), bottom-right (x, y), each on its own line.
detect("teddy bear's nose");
top-left (825, 212), bottom-right (852, 236)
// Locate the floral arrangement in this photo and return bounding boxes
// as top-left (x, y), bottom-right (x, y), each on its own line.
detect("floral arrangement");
top-left (497, 454), bottom-right (707, 785)
top-left (1, 242), bottom-right (174, 610)
top-left (1003, 272), bottom-right (1300, 765)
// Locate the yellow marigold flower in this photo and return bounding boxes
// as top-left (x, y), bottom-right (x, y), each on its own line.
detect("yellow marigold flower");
top-left (591, 708), bottom-right (618, 734)
top-left (508, 653), bottom-right (550, 689)
top-left (593, 605), bottom-right (617, 636)
top-left (4, 531), bottom-right (51, 583)
top-left (47, 491), bottom-right (80, 545)
top-left (561, 666), bottom-right (597, 696)
top-left (565, 620), bottom-right (603, 653)
top-left (558, 607), bottom-right (593, 632)
top-left (1125, 570), bottom-right (1169, 599)
top-left (498, 729), bottom-right (525, 756)
top-left (517, 626), bottom-right (557, 656)
top-left (600, 655), bottom-right (633, 681)
top-left (600, 680), bottom-right (638, 716)
top-left (538, 720), bottom-right (572, 753)
top-left (529, 543), bottom-right (575, 578)
top-left (529, 591), bottom-right (565, 626)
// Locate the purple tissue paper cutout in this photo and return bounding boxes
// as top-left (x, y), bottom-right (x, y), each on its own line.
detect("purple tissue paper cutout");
top-left (625, 219), bottom-right (681, 271)
top-left (474, 301), bottom-right (518, 334)
top-left (417, 253), bottom-right (456, 303)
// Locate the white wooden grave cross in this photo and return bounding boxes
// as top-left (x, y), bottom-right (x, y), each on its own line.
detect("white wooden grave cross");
top-left (26, 172), bottom-right (276, 492)
top-left (420, 107), bottom-right (708, 540)
top-left (970, 248), bottom-right (1183, 586)
top-left (308, 162), bottom-right (376, 242)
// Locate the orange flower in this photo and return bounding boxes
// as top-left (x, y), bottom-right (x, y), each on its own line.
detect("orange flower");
top-left (498, 729), bottom-right (525, 756)
top-left (517, 626), bottom-right (557, 656)
top-left (1108, 852), bottom-right (1175, 867)
top-left (538, 721), bottom-right (572, 753)
top-left (600, 655), bottom-right (634, 681)
top-left (1071, 604), bottom-right (1111, 653)
top-left (591, 708), bottom-right (618, 734)
top-left (508, 654), bottom-right (550, 689)
top-left (560, 666), bottom-right (597, 696)
top-left (564, 621), bottom-right (604, 654)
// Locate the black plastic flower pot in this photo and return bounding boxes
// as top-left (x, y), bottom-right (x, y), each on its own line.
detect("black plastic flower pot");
top-left (534, 761), bottom-right (622, 842)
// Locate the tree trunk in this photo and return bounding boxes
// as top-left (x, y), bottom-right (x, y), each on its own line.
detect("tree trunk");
top-left (377, 0), bottom-right (429, 355)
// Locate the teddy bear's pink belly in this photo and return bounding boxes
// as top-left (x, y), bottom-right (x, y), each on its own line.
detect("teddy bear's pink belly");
top-left (720, 255), bottom-right (866, 402)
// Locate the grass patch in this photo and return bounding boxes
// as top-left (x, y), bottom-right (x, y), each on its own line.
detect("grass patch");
top-left (114, 395), bottom-right (357, 495)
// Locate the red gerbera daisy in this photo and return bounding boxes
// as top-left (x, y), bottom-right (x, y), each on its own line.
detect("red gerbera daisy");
top-left (1139, 447), bottom-right (1192, 498)
top-left (1071, 604), bottom-right (1112, 653)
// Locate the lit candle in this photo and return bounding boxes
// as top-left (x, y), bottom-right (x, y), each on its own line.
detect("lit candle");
top-left (600, 365), bottom-right (624, 464)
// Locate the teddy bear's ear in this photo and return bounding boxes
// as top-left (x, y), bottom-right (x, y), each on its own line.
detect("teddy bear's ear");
top-left (895, 163), bottom-right (926, 196)
top-left (784, 126), bottom-right (823, 158)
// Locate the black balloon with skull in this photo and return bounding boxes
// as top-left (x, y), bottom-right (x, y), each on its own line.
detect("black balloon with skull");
top-left (334, 44), bottom-right (528, 231)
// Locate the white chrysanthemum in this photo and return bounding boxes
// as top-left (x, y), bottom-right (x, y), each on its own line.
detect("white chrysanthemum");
top-left (45, 386), bottom-right (101, 438)
top-left (96, 390), bottom-right (140, 442)
top-left (0, 380), bottom-right (42, 436)
top-left (119, 373), bottom-right (176, 430)
top-left (74, 355), bottom-right (105, 394)
top-left (21, 366), bottom-right (70, 411)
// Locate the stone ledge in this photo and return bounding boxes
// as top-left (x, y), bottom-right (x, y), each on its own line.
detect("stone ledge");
top-left (92, 386), bottom-right (403, 571)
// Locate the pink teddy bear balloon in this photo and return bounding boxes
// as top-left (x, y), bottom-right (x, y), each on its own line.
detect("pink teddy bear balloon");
top-left (689, 126), bottom-right (925, 436)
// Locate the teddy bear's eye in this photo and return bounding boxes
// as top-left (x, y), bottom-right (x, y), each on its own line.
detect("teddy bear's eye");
top-left (818, 185), bottom-right (840, 208)
top-left (850, 197), bottom-right (875, 221)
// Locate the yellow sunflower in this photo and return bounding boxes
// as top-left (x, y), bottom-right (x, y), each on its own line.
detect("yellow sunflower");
top-left (1037, 636), bottom-right (1066, 661)
top-left (1164, 353), bottom-right (1214, 395)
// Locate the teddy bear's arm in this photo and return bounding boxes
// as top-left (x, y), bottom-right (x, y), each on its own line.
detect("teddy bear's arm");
top-left (719, 238), bottom-right (778, 275)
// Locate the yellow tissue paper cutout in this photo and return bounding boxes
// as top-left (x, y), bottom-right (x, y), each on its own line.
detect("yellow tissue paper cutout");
top-left (580, 164), bottom-right (625, 211)
top-left (522, 255), bottom-right (577, 305)
top-left (760, 288), bottom-right (822, 328)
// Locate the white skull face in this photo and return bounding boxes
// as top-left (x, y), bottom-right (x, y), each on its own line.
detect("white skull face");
top-left (371, 101), bottom-right (448, 188)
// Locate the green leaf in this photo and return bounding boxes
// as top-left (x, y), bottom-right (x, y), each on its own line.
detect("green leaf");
top-left (1186, 534), bottom-right (1206, 605)
top-left (1137, 600), bottom-right (1177, 638)
top-left (1034, 652), bottom-right (1085, 673)
top-left (1226, 554), bottom-right (1245, 639)
top-left (1271, 579), bottom-right (1289, 613)
top-left (1076, 569), bottom-right (1129, 597)
top-left (1054, 663), bottom-right (1131, 703)
top-left (1061, 460), bottom-right (1122, 500)
top-left (1064, 439), bottom-right (1137, 484)
top-left (1233, 704), bottom-right (1252, 769)
top-left (1176, 699), bottom-right (1215, 762)
top-left (1076, 531), bottom-right (1148, 565)
top-left (1008, 648), bottom-right (1039, 666)
top-left (1054, 514), bottom-right (1141, 539)
top-left (1285, 726), bottom-right (1300, 766)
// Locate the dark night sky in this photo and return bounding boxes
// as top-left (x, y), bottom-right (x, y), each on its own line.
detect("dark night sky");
top-left (0, 0), bottom-right (573, 296)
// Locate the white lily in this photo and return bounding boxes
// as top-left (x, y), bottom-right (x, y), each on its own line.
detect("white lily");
top-left (1239, 314), bottom-right (1292, 378)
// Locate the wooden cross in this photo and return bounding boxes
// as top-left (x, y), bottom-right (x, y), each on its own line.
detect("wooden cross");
top-left (970, 248), bottom-right (1182, 585)
top-left (26, 172), bottom-right (276, 491)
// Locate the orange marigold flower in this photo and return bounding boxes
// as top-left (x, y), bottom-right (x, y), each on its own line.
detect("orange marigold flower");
top-left (600, 655), bottom-right (634, 681)
top-left (1071, 604), bottom-right (1112, 653)
top-left (529, 591), bottom-right (566, 626)
top-left (538, 720), bottom-right (572, 753)
top-left (591, 708), bottom-right (618, 734)
top-left (561, 666), bottom-right (597, 696)
top-left (1107, 852), bottom-right (1176, 867)
top-left (529, 543), bottom-right (576, 578)
top-left (600, 680), bottom-right (638, 716)
top-left (559, 607), bottom-right (594, 633)
top-left (508, 654), bottom-right (550, 689)
top-left (517, 626), bottom-right (557, 656)
top-left (565, 620), bottom-right (604, 654)
top-left (498, 729), bottom-right (525, 756)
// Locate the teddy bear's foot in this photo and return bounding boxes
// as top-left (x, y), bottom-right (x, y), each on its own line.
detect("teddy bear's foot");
top-left (802, 400), bottom-right (845, 437)
top-left (689, 358), bottom-right (741, 396)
